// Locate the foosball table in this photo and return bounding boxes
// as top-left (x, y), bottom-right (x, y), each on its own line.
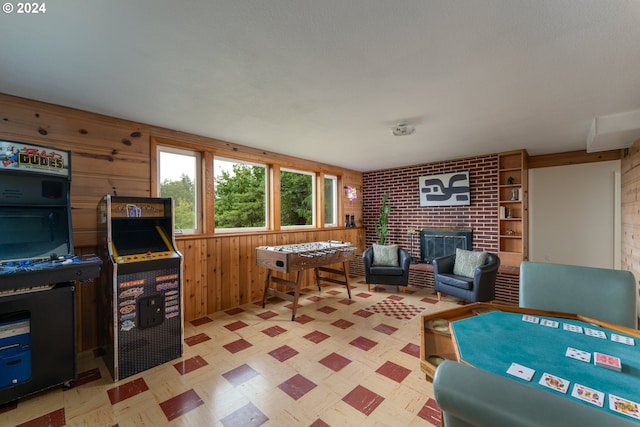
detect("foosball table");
top-left (255, 240), bottom-right (357, 320)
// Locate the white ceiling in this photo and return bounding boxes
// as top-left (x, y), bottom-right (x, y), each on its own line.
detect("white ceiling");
top-left (1, 1), bottom-right (640, 172)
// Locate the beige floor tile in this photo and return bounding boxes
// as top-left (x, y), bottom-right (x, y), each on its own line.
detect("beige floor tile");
top-left (1, 279), bottom-right (449, 426)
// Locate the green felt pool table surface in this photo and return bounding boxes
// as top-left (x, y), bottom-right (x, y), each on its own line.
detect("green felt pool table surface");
top-left (451, 311), bottom-right (640, 422)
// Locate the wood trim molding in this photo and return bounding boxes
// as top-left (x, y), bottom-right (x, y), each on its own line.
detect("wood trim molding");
top-left (528, 149), bottom-right (622, 169)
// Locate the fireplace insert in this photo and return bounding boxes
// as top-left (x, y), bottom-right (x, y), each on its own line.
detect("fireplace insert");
top-left (420, 228), bottom-right (472, 263)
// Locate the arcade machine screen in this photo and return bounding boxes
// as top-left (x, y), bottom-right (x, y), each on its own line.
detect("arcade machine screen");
top-left (0, 172), bottom-right (71, 261)
top-left (0, 207), bottom-right (70, 261)
top-left (111, 219), bottom-right (171, 256)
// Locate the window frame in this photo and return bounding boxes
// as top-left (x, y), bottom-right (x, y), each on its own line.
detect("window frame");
top-left (213, 156), bottom-right (269, 233)
top-left (324, 174), bottom-right (338, 227)
top-left (153, 138), bottom-right (349, 235)
top-left (279, 167), bottom-right (317, 229)
top-left (156, 145), bottom-right (202, 234)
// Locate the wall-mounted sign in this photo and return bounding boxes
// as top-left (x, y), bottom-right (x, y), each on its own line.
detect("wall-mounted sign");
top-left (419, 171), bottom-right (470, 206)
top-left (1, 140), bottom-right (70, 178)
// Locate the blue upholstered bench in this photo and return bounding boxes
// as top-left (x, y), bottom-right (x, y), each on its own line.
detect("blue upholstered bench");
top-left (519, 261), bottom-right (637, 329)
top-left (434, 360), bottom-right (639, 427)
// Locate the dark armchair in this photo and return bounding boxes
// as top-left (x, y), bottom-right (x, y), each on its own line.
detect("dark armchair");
top-left (362, 245), bottom-right (411, 292)
top-left (432, 250), bottom-right (500, 302)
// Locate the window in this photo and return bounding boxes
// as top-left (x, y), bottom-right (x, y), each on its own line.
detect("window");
top-left (214, 157), bottom-right (267, 230)
top-left (280, 168), bottom-right (315, 227)
top-left (157, 146), bottom-right (201, 234)
top-left (324, 175), bottom-right (337, 226)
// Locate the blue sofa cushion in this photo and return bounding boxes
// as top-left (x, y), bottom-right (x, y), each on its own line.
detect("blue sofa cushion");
top-left (436, 273), bottom-right (473, 290)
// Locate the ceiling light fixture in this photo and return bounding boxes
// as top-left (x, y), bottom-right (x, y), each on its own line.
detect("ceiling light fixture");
top-left (391, 122), bottom-right (415, 136)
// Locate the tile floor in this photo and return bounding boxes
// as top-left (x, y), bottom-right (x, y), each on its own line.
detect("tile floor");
top-left (0, 278), bottom-right (461, 427)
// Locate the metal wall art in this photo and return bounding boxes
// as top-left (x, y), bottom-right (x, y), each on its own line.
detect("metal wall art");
top-left (419, 171), bottom-right (470, 207)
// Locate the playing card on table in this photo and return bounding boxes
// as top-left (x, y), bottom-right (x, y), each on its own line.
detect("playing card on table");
top-left (572, 383), bottom-right (604, 407)
top-left (611, 333), bottom-right (636, 346)
top-left (506, 362), bottom-right (535, 381)
top-left (522, 314), bottom-right (539, 324)
top-left (594, 352), bottom-right (622, 371)
top-left (539, 372), bottom-right (570, 393)
top-left (540, 318), bottom-right (559, 328)
top-left (610, 394), bottom-right (640, 419)
top-left (565, 347), bottom-right (591, 363)
top-left (584, 327), bottom-right (607, 339)
top-left (563, 323), bottom-right (583, 334)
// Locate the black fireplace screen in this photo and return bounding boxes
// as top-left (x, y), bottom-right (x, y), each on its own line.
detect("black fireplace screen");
top-left (420, 228), bottom-right (472, 263)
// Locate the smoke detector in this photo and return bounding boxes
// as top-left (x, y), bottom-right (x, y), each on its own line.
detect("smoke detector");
top-left (391, 122), bottom-right (415, 136)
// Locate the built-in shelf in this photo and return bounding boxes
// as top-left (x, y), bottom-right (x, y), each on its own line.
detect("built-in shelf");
top-left (498, 150), bottom-right (528, 267)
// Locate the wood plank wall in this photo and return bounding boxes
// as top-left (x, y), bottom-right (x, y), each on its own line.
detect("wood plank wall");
top-left (621, 143), bottom-right (640, 322)
top-left (0, 93), bottom-right (364, 351)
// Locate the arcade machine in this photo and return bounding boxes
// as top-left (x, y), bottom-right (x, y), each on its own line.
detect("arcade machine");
top-left (98, 195), bottom-right (183, 381)
top-left (0, 140), bottom-right (102, 404)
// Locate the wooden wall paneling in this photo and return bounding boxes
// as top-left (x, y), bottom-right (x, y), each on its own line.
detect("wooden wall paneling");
top-left (72, 150), bottom-right (150, 180)
top-left (178, 239), bottom-right (206, 320)
top-left (246, 234), bottom-right (264, 303)
top-left (237, 235), bottom-right (249, 305)
top-left (74, 246), bottom-right (101, 352)
top-left (342, 169), bottom-right (363, 227)
top-left (0, 93), bottom-right (367, 347)
top-left (0, 94), bottom-right (151, 154)
top-left (218, 238), bottom-right (235, 310)
top-left (207, 237), bottom-right (221, 314)
top-left (71, 200), bottom-right (104, 247)
top-left (71, 175), bottom-right (150, 201)
top-left (620, 141), bottom-right (640, 322)
top-left (229, 235), bottom-right (242, 308)
top-left (528, 149), bottom-right (621, 169)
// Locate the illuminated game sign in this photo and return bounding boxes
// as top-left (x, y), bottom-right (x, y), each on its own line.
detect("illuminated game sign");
top-left (0, 140), bottom-right (70, 177)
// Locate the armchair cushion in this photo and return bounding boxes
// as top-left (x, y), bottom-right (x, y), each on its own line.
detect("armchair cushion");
top-left (369, 265), bottom-right (404, 276)
top-left (372, 244), bottom-right (399, 266)
top-left (453, 248), bottom-right (487, 278)
top-left (436, 273), bottom-right (473, 290)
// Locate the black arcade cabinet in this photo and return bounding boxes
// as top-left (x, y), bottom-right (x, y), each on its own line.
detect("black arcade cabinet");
top-left (97, 195), bottom-right (183, 381)
top-left (0, 140), bottom-right (101, 404)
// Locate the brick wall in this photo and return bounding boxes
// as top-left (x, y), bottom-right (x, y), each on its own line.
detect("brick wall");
top-left (358, 154), bottom-right (521, 305)
top-left (362, 154), bottom-right (499, 259)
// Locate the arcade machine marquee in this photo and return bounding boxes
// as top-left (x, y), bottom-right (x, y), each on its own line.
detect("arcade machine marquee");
top-left (0, 140), bottom-right (102, 405)
top-left (98, 195), bottom-right (183, 381)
